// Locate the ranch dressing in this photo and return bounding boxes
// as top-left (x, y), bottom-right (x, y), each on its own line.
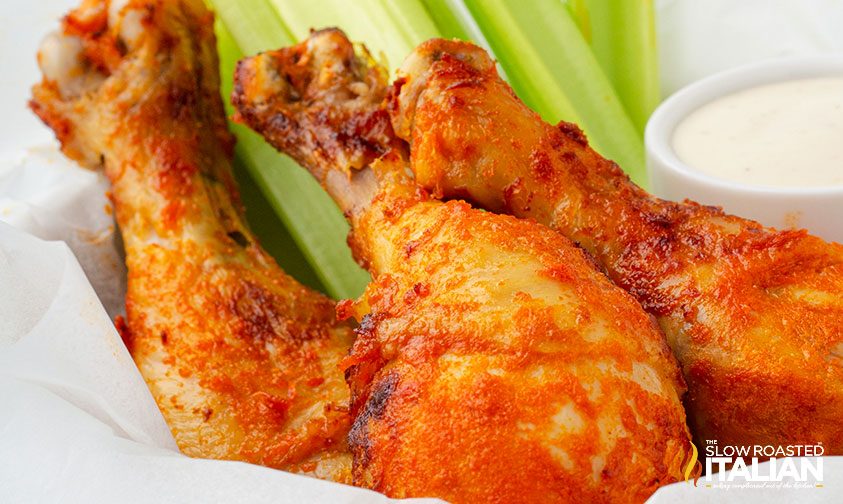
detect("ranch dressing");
top-left (672, 77), bottom-right (843, 188)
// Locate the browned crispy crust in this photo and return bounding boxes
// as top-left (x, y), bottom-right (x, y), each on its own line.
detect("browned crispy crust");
top-left (233, 31), bottom-right (697, 503)
top-left (31, 0), bottom-right (352, 480)
top-left (390, 38), bottom-right (843, 453)
top-left (231, 28), bottom-right (399, 186)
top-left (341, 172), bottom-right (696, 503)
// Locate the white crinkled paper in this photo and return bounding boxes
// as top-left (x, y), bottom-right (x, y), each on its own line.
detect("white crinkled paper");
top-left (2, 0), bottom-right (842, 502)
top-left (0, 183), bottom-right (436, 504)
top-left (0, 148), bottom-right (126, 318)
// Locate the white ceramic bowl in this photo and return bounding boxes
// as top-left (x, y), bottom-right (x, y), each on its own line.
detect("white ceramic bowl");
top-left (646, 56), bottom-right (843, 244)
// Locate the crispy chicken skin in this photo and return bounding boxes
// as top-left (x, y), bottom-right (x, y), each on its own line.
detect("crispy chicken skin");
top-left (389, 39), bottom-right (843, 452)
top-left (234, 29), bottom-right (696, 503)
top-left (30, 0), bottom-right (353, 479)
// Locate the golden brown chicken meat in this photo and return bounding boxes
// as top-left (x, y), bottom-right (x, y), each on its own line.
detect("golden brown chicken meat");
top-left (233, 29), bottom-right (697, 503)
top-left (389, 39), bottom-right (843, 454)
top-left (30, 0), bottom-right (352, 480)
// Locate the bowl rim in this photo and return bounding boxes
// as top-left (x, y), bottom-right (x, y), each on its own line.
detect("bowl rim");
top-left (645, 54), bottom-right (843, 196)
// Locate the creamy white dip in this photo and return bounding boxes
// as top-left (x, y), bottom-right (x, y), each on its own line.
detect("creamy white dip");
top-left (672, 77), bottom-right (843, 188)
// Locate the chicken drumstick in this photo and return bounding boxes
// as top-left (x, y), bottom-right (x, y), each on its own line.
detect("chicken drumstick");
top-left (390, 39), bottom-right (843, 453)
top-left (233, 29), bottom-right (696, 503)
top-left (31, 0), bottom-right (352, 480)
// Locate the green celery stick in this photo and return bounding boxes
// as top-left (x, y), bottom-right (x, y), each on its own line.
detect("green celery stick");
top-left (420, 0), bottom-right (510, 81)
top-left (214, 19), bottom-right (323, 291)
top-left (210, 0), bottom-right (370, 299)
top-left (420, 0), bottom-right (492, 50)
top-left (462, 0), bottom-right (647, 186)
top-left (575, 0), bottom-right (661, 135)
top-left (268, 0), bottom-right (440, 73)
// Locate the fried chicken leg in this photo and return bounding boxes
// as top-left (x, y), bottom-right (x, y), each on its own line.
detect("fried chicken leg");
top-left (233, 29), bottom-right (696, 503)
top-left (389, 40), bottom-right (843, 453)
top-left (30, 0), bottom-right (352, 479)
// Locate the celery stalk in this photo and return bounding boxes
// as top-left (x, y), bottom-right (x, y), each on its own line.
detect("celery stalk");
top-left (420, 0), bottom-right (493, 51)
top-left (268, 0), bottom-right (441, 73)
top-left (229, 144), bottom-right (326, 292)
top-left (210, 1), bottom-right (370, 299)
top-left (210, 0), bottom-right (294, 52)
top-left (462, 0), bottom-right (647, 186)
top-left (420, 0), bottom-right (510, 81)
top-left (214, 20), bottom-right (324, 291)
top-left (564, 0), bottom-right (591, 38)
top-left (574, 0), bottom-right (660, 136)
top-left (267, 0), bottom-right (646, 183)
